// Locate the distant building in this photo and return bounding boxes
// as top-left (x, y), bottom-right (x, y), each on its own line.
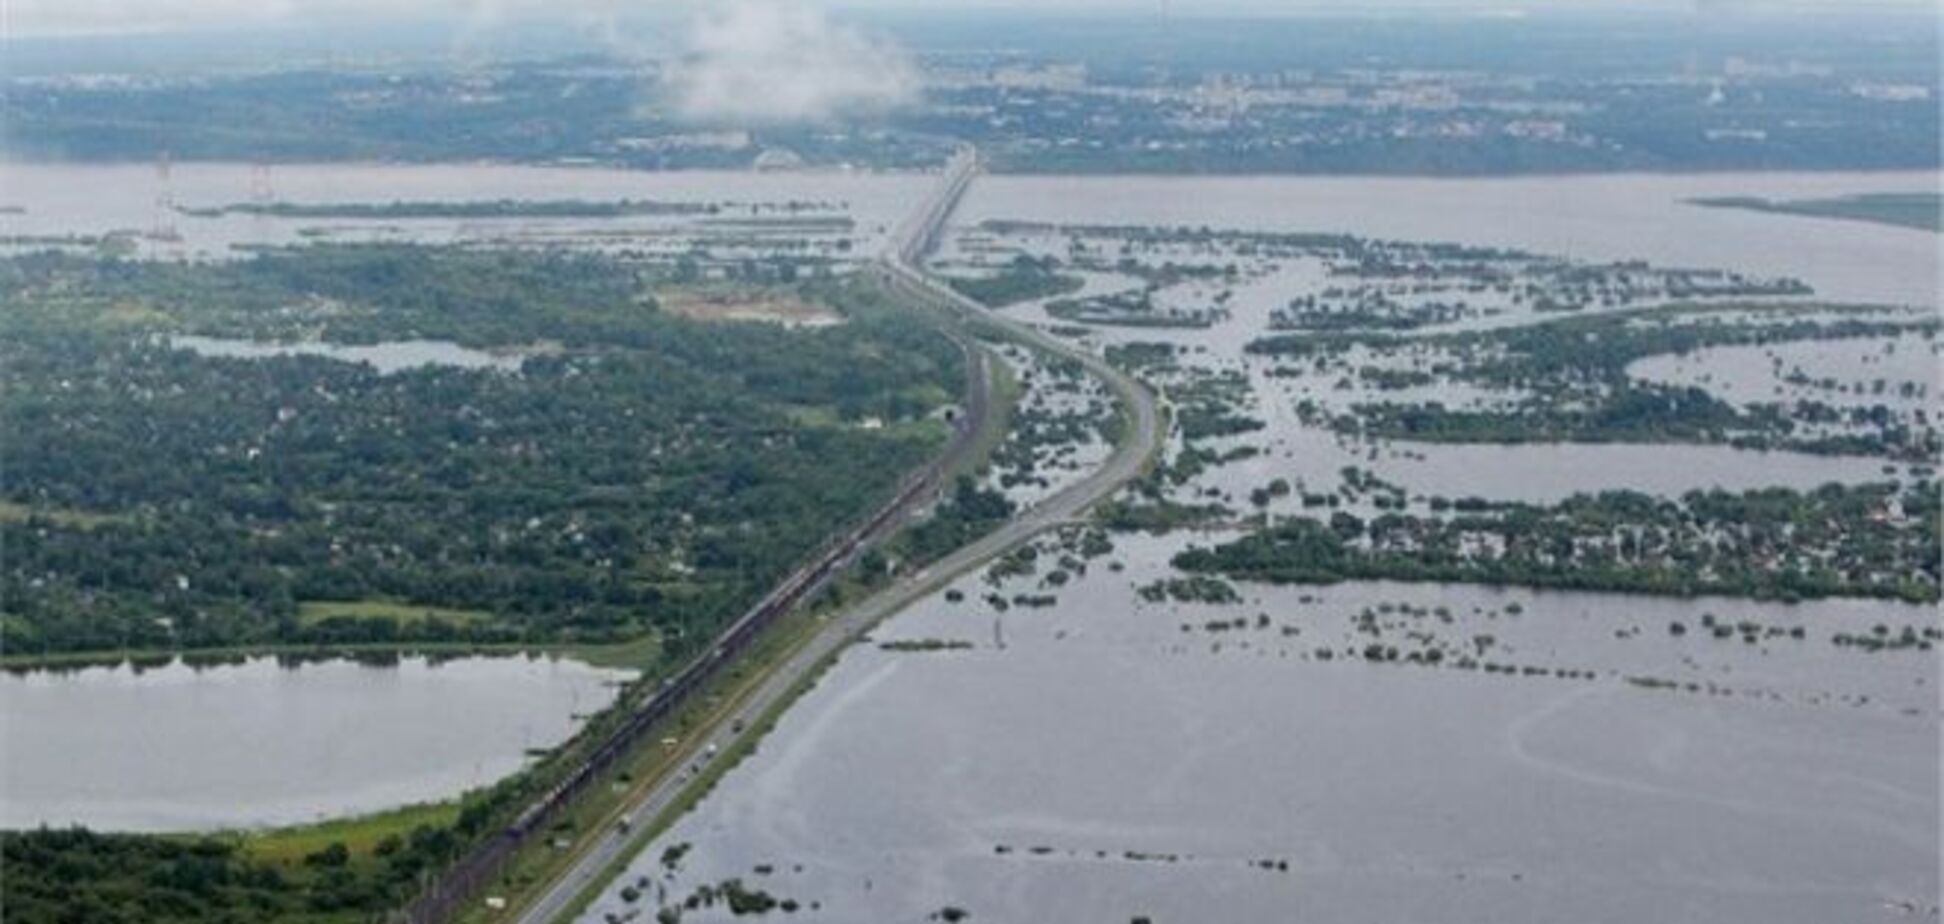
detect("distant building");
top-left (753, 147), bottom-right (805, 171)
top-left (992, 64), bottom-right (1087, 91)
top-left (615, 131), bottom-right (752, 153)
top-left (1850, 83), bottom-right (1931, 102)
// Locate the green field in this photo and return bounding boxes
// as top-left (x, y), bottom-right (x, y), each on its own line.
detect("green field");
top-left (0, 500), bottom-right (123, 529)
top-left (547, 633), bottom-right (662, 670)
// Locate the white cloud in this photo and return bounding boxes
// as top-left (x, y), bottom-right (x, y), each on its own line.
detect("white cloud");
top-left (664, 0), bottom-right (919, 125)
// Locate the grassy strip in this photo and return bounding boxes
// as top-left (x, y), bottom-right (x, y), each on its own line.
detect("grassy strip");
top-left (951, 344), bottom-right (1019, 482)
top-left (0, 500), bottom-right (125, 529)
top-left (235, 801), bottom-right (463, 867)
top-left (547, 635), bottom-right (663, 672)
top-left (1, 635), bottom-right (659, 673)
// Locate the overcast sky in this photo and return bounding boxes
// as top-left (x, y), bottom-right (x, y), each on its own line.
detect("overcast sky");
top-left (5, 0), bottom-right (1933, 39)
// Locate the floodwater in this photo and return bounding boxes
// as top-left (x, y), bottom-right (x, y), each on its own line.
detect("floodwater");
top-left (2, 654), bottom-right (631, 832)
top-left (1198, 417), bottom-right (1912, 509)
top-left (582, 529), bottom-right (1937, 923)
top-left (1219, 352), bottom-right (1918, 509)
top-left (960, 170), bottom-right (1939, 308)
top-left (3, 164), bottom-right (1932, 307)
top-left (980, 342), bottom-right (1115, 508)
top-left (937, 173), bottom-right (1938, 503)
top-left (0, 160), bottom-right (929, 260)
top-left (576, 170), bottom-right (1939, 923)
top-left (1630, 331), bottom-right (1939, 413)
top-left (171, 335), bottom-right (525, 374)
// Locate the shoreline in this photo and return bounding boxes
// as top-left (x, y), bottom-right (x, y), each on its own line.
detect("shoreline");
top-left (0, 634), bottom-right (659, 674)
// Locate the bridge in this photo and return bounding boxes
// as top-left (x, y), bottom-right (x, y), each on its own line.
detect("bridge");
top-left (872, 144), bottom-right (1162, 529)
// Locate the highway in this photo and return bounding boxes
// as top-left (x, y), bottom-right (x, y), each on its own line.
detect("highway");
top-left (506, 147), bottom-right (1162, 924)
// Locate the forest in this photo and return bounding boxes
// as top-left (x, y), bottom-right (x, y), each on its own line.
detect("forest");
top-left (1, 822), bottom-right (472, 924)
top-left (947, 255), bottom-right (1083, 308)
top-left (1, 246), bottom-right (964, 660)
top-left (1174, 481), bottom-right (1940, 604)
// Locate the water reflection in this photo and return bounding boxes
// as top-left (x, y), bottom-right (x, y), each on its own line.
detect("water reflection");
top-left (578, 532), bottom-right (1937, 923)
top-left (2, 653), bottom-right (632, 832)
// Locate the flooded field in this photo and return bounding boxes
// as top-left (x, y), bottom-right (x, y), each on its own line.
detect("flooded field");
top-left (944, 256), bottom-right (1928, 505)
top-left (1194, 418), bottom-right (1910, 509)
top-left (1630, 331), bottom-right (1938, 413)
top-left (2, 654), bottom-right (631, 832)
top-left (581, 529), bottom-right (1936, 923)
top-left (979, 341), bottom-right (1116, 508)
top-left (959, 171), bottom-right (1938, 308)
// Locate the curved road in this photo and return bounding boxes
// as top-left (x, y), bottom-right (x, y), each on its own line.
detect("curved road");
top-left (510, 148), bottom-right (1162, 924)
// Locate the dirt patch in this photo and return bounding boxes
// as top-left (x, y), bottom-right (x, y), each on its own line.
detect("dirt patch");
top-left (659, 288), bottom-right (844, 328)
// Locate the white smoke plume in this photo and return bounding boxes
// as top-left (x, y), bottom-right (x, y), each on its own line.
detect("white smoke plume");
top-left (666, 0), bottom-right (920, 125)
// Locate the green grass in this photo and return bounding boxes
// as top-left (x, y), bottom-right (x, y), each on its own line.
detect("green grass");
top-left (235, 801), bottom-right (462, 868)
top-left (783, 404), bottom-right (845, 427)
top-left (547, 634), bottom-right (662, 671)
top-left (295, 599), bottom-right (492, 627)
top-left (957, 345), bottom-right (1020, 481)
top-left (0, 500), bottom-right (125, 529)
top-left (783, 395), bottom-right (955, 439)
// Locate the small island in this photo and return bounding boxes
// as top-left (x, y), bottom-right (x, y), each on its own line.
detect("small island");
top-left (1691, 193), bottom-right (1940, 232)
